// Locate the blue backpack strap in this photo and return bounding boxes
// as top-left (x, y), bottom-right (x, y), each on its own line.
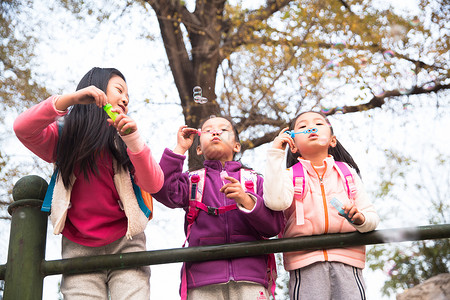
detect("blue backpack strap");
top-left (131, 175), bottom-right (152, 219)
top-left (42, 169), bottom-right (57, 212)
top-left (41, 122), bottom-right (64, 212)
top-left (291, 162), bottom-right (306, 225)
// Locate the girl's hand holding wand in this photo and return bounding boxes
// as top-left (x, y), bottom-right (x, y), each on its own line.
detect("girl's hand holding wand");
top-left (342, 204), bottom-right (366, 225)
top-left (173, 126), bottom-right (198, 155)
top-left (273, 127), bottom-right (295, 151)
top-left (106, 108), bottom-right (137, 136)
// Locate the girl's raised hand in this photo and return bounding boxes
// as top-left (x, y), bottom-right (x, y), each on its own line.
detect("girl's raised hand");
top-left (55, 86), bottom-right (107, 111)
top-left (107, 108), bottom-right (136, 136)
top-left (272, 127), bottom-right (295, 151)
top-left (220, 177), bottom-right (255, 210)
top-left (173, 126), bottom-right (197, 155)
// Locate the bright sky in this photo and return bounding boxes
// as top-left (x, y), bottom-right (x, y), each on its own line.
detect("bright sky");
top-left (1, 0), bottom-right (448, 299)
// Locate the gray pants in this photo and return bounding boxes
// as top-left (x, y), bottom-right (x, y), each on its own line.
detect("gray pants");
top-left (289, 261), bottom-right (366, 300)
top-left (188, 281), bottom-right (270, 300)
top-left (61, 233), bottom-right (150, 300)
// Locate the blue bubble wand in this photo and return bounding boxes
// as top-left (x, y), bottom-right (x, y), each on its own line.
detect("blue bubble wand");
top-left (285, 128), bottom-right (318, 138)
top-left (329, 197), bottom-right (354, 223)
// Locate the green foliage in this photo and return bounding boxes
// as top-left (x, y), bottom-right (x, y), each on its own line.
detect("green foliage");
top-left (367, 152), bottom-right (450, 297)
top-left (0, 0), bottom-right (49, 112)
top-left (368, 239), bottom-right (449, 297)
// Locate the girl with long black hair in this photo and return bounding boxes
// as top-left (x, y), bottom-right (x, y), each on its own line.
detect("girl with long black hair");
top-left (14, 67), bottom-right (163, 299)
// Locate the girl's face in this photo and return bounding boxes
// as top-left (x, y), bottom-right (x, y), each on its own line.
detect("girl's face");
top-left (291, 112), bottom-right (336, 158)
top-left (106, 75), bottom-right (129, 114)
top-left (197, 117), bottom-right (241, 164)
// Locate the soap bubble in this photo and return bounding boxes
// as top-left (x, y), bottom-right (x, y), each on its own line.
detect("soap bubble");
top-left (320, 107), bottom-right (331, 114)
top-left (422, 76), bottom-right (436, 91)
top-left (298, 75), bottom-right (308, 87)
top-left (383, 50), bottom-right (395, 65)
top-left (194, 96), bottom-right (208, 104)
top-left (325, 60), bottom-right (340, 77)
top-left (193, 86), bottom-right (208, 104)
top-left (358, 56), bottom-right (368, 68)
top-left (423, 81), bottom-right (436, 91)
top-left (335, 106), bottom-right (344, 114)
top-left (410, 16), bottom-right (420, 26)
top-left (372, 85), bottom-right (385, 97)
top-left (372, 77), bottom-right (386, 97)
top-left (333, 42), bottom-right (346, 56)
top-left (374, 87), bottom-right (385, 97)
top-left (193, 86), bottom-right (202, 96)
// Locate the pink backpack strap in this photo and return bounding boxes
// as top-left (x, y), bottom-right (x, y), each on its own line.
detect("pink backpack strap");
top-left (291, 162), bottom-right (305, 200)
top-left (240, 169), bottom-right (258, 193)
top-left (181, 264), bottom-right (188, 300)
top-left (267, 253), bottom-right (277, 300)
top-left (291, 162), bottom-right (306, 225)
top-left (335, 161), bottom-right (357, 200)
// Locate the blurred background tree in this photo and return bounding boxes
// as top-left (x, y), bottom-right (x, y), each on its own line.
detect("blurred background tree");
top-left (367, 151), bottom-right (449, 297)
top-left (0, 0), bottom-right (49, 214)
top-left (57, 0), bottom-right (449, 166)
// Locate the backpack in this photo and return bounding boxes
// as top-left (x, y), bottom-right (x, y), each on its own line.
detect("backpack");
top-left (41, 122), bottom-right (153, 219)
top-left (180, 168), bottom-right (277, 300)
top-left (184, 168), bottom-right (258, 244)
top-left (291, 160), bottom-right (357, 226)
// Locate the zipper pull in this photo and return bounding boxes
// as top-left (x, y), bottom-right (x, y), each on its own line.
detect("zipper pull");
top-left (220, 170), bottom-right (230, 185)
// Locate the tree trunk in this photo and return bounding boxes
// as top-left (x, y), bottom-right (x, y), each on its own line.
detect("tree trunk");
top-left (149, 0), bottom-right (225, 168)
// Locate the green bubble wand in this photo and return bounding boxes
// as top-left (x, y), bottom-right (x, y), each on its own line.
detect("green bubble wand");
top-left (103, 103), bottom-right (131, 134)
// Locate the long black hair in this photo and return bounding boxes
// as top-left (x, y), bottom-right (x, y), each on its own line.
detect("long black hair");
top-left (189, 115), bottom-right (250, 172)
top-left (56, 67), bottom-right (132, 188)
top-left (286, 111), bottom-right (361, 176)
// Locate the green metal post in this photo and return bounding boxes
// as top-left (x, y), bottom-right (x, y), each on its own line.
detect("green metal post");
top-left (4, 175), bottom-right (48, 300)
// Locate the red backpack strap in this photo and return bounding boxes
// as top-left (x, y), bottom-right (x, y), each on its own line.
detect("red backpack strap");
top-left (240, 169), bottom-right (276, 299)
top-left (181, 169), bottom-right (206, 300)
top-left (291, 162), bottom-right (306, 225)
top-left (334, 161), bottom-right (357, 200)
top-left (185, 169), bottom-right (205, 245)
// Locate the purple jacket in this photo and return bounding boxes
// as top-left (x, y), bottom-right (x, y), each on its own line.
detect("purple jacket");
top-left (152, 148), bottom-right (284, 289)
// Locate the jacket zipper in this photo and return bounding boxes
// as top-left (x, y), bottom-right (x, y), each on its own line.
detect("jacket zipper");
top-left (313, 163), bottom-right (329, 261)
top-left (222, 167), bottom-right (234, 281)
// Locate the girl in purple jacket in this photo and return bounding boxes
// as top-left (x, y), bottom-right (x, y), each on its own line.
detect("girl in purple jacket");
top-left (153, 116), bottom-right (284, 300)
